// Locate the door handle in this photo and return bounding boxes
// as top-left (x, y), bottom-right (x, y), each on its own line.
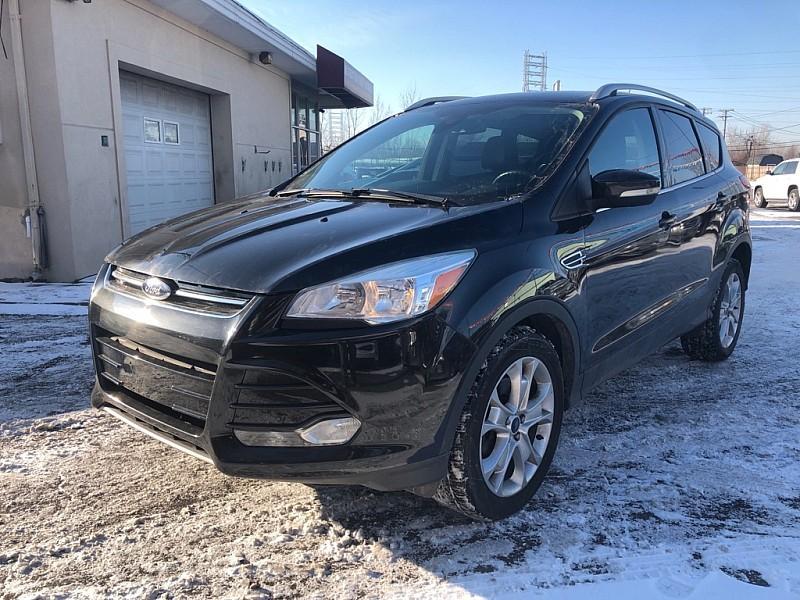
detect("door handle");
top-left (659, 211), bottom-right (677, 229)
top-left (714, 191), bottom-right (728, 207)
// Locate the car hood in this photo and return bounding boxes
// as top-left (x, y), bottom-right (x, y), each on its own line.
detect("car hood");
top-left (106, 194), bottom-right (509, 294)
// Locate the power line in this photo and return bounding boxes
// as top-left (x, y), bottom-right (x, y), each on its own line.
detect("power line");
top-left (718, 109), bottom-right (734, 139)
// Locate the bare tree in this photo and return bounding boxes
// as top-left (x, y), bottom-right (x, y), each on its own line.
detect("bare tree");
top-left (398, 83), bottom-right (420, 111)
top-left (344, 108), bottom-right (362, 139)
top-left (368, 94), bottom-right (392, 126)
top-left (727, 125), bottom-right (778, 166)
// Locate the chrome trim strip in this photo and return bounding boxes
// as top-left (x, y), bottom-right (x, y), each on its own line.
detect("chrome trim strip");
top-left (102, 406), bottom-right (213, 464)
top-left (173, 288), bottom-right (248, 306)
top-left (103, 267), bottom-right (256, 319)
top-left (659, 166), bottom-right (723, 194)
top-left (110, 269), bottom-right (145, 287)
top-left (620, 186), bottom-right (661, 198)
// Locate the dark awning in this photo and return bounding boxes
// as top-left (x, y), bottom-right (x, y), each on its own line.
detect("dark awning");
top-left (316, 45), bottom-right (373, 109)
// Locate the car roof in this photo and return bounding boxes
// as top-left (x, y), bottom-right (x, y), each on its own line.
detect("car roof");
top-left (432, 91), bottom-right (719, 132)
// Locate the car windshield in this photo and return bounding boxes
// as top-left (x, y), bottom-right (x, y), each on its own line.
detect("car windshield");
top-left (284, 99), bottom-right (593, 205)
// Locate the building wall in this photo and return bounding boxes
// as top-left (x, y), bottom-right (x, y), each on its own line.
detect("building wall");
top-left (5, 0), bottom-right (294, 281)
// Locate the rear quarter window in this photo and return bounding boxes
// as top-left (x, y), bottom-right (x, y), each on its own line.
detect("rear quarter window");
top-left (658, 110), bottom-right (705, 186)
top-left (696, 123), bottom-right (722, 171)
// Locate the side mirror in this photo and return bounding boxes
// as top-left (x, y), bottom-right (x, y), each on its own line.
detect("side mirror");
top-left (591, 169), bottom-right (661, 209)
top-left (766, 170), bottom-right (773, 175)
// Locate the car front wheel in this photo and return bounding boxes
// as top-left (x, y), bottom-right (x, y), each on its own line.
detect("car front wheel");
top-left (681, 259), bottom-right (745, 361)
top-left (434, 326), bottom-right (564, 520)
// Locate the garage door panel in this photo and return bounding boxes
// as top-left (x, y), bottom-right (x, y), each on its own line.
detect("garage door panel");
top-left (165, 151), bottom-right (181, 175)
top-left (121, 71), bottom-right (214, 235)
top-left (142, 82), bottom-right (161, 107)
top-left (182, 153), bottom-right (196, 175)
top-left (196, 126), bottom-right (210, 148)
top-left (125, 149), bottom-right (145, 177)
top-left (181, 124), bottom-right (196, 145)
top-left (198, 153), bottom-right (212, 175)
top-left (120, 77), bottom-right (139, 104)
top-left (145, 151), bottom-right (164, 175)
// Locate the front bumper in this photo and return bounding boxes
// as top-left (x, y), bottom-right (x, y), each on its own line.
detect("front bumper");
top-left (88, 266), bottom-right (473, 492)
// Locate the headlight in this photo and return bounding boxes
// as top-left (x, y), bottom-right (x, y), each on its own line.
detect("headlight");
top-left (286, 250), bottom-right (475, 323)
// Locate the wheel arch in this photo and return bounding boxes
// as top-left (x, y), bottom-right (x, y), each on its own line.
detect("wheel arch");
top-left (731, 241), bottom-right (752, 289)
top-left (437, 298), bottom-right (583, 458)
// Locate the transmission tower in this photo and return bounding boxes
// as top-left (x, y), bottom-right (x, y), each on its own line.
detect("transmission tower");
top-left (523, 50), bottom-right (547, 92)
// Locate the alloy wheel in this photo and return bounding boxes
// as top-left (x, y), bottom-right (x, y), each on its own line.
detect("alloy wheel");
top-left (479, 356), bottom-right (554, 497)
top-left (719, 272), bottom-right (742, 348)
top-left (789, 190), bottom-right (799, 211)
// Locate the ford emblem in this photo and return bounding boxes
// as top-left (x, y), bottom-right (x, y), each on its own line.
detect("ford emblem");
top-left (142, 277), bottom-right (172, 300)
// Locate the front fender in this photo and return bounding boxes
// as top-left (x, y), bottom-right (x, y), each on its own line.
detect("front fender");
top-left (435, 296), bottom-right (583, 458)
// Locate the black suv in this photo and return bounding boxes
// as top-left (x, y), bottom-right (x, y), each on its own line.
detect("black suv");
top-left (89, 84), bottom-right (751, 520)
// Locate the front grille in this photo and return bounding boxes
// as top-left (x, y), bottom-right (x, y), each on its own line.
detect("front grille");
top-left (107, 266), bottom-right (253, 316)
top-left (95, 333), bottom-right (216, 431)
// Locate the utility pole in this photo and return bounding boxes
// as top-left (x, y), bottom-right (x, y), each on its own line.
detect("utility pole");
top-left (718, 108), bottom-right (734, 140)
top-left (701, 107), bottom-right (713, 117)
top-left (523, 50), bottom-right (548, 92)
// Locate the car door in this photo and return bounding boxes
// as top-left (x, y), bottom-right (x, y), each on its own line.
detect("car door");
top-left (579, 106), bottom-right (677, 390)
top-left (651, 109), bottom-right (723, 333)
top-left (776, 160), bottom-right (799, 201)
top-left (763, 161), bottom-right (788, 199)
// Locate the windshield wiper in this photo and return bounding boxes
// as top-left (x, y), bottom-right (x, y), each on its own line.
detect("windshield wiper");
top-left (276, 187), bottom-right (451, 207)
top-left (274, 188), bottom-right (349, 198)
top-left (350, 188), bottom-right (450, 207)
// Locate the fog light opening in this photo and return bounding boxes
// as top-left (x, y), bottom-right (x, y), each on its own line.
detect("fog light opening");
top-left (298, 417), bottom-right (361, 445)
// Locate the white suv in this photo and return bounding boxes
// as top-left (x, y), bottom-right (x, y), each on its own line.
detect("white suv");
top-left (752, 159), bottom-right (800, 211)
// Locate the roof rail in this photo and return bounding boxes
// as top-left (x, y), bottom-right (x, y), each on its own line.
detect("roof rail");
top-left (404, 96), bottom-right (469, 112)
top-left (589, 84), bottom-right (698, 112)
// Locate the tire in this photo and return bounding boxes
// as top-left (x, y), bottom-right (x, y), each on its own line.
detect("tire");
top-left (680, 259), bottom-right (745, 362)
top-left (788, 188), bottom-right (800, 211)
top-left (753, 187), bottom-right (767, 208)
top-left (433, 326), bottom-right (564, 520)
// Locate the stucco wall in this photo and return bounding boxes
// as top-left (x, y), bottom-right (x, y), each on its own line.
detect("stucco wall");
top-left (5, 0), bottom-right (293, 281)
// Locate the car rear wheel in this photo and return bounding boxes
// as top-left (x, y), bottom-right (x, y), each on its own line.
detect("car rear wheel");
top-left (788, 188), bottom-right (800, 211)
top-left (753, 187), bottom-right (767, 208)
top-left (433, 326), bottom-right (563, 520)
top-left (681, 259), bottom-right (745, 362)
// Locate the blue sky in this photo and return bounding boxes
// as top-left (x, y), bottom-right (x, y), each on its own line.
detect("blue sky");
top-left (244, 0), bottom-right (800, 145)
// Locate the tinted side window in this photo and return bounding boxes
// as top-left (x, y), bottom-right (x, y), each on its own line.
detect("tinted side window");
top-left (697, 123), bottom-right (721, 171)
top-left (772, 162), bottom-right (787, 175)
top-left (588, 108), bottom-right (661, 179)
top-left (784, 161), bottom-right (798, 174)
top-left (658, 110), bottom-right (705, 185)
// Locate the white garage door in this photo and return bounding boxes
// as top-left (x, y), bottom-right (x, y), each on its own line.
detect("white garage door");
top-left (120, 71), bottom-right (214, 235)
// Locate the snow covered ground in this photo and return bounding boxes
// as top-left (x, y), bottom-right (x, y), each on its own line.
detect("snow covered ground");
top-left (1, 208), bottom-right (799, 599)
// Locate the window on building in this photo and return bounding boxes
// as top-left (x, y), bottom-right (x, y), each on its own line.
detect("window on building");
top-left (658, 110), bottom-right (705, 185)
top-left (696, 122), bottom-right (721, 172)
top-left (291, 91), bottom-right (321, 174)
top-left (588, 108), bottom-right (661, 179)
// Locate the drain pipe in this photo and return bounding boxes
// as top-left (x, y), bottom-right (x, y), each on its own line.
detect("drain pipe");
top-left (9, 0), bottom-right (45, 278)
